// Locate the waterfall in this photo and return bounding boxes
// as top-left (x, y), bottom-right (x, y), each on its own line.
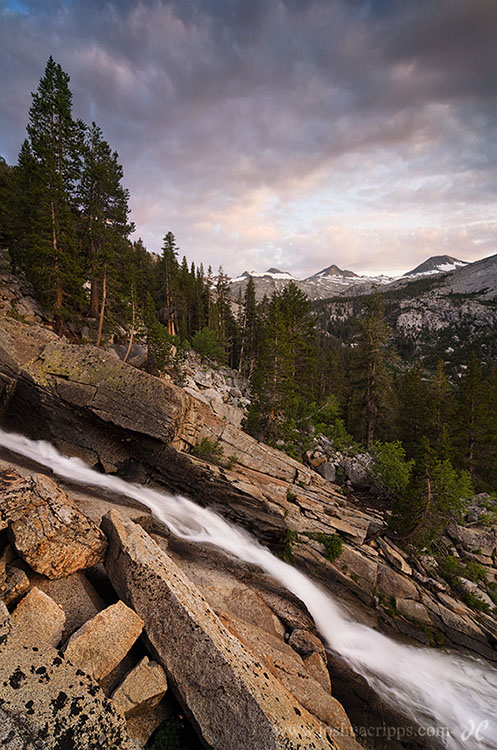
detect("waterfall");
top-left (0, 428), bottom-right (495, 749)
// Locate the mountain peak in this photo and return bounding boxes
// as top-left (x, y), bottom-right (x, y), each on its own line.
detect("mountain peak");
top-left (404, 255), bottom-right (468, 277)
top-left (308, 263), bottom-right (358, 279)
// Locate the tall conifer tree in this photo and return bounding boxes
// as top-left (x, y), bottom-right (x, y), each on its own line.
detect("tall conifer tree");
top-left (19, 57), bottom-right (83, 329)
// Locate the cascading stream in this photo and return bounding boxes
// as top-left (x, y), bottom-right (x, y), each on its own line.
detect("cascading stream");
top-left (0, 428), bottom-right (495, 749)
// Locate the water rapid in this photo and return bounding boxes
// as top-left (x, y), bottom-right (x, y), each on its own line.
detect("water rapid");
top-left (0, 427), bottom-right (495, 749)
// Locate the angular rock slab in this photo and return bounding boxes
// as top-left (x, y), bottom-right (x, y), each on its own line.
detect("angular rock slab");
top-left (11, 587), bottom-right (65, 648)
top-left (64, 600), bottom-right (144, 681)
top-left (103, 510), bottom-right (358, 750)
top-left (0, 608), bottom-right (136, 750)
top-left (29, 569), bottom-right (105, 641)
top-left (111, 656), bottom-right (168, 717)
top-left (1, 471), bottom-right (107, 578)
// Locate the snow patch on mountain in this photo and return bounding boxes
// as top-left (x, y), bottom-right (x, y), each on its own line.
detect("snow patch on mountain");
top-left (230, 268), bottom-right (295, 283)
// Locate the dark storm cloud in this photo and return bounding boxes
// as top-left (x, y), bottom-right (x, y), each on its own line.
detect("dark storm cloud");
top-left (0, 0), bottom-right (495, 275)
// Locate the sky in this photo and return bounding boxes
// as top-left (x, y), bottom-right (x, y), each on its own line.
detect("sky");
top-left (0, 0), bottom-right (495, 278)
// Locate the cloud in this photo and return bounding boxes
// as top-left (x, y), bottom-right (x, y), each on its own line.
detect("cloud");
top-left (0, 0), bottom-right (495, 277)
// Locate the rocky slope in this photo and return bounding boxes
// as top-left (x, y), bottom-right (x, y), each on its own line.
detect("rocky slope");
top-left (0, 298), bottom-right (496, 747)
top-left (0, 462), bottom-right (365, 749)
top-left (0, 314), bottom-right (495, 658)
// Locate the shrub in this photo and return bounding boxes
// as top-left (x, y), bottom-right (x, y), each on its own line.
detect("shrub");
top-left (309, 532), bottom-right (343, 563)
top-left (389, 450), bottom-right (473, 547)
top-left (191, 438), bottom-right (224, 464)
top-left (438, 554), bottom-right (462, 586)
top-left (226, 454), bottom-right (238, 469)
top-left (464, 561), bottom-right (486, 583)
top-left (371, 440), bottom-right (413, 498)
top-left (191, 327), bottom-right (225, 362)
top-left (461, 590), bottom-right (490, 613)
top-left (283, 529), bottom-right (298, 563)
top-left (308, 397), bottom-right (357, 451)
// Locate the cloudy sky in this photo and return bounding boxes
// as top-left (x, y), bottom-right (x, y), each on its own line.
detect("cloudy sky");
top-left (0, 0), bottom-right (495, 277)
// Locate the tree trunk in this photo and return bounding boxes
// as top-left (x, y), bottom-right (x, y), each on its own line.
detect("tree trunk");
top-left (123, 291), bottom-right (136, 364)
top-left (51, 200), bottom-right (64, 334)
top-left (96, 265), bottom-right (107, 348)
top-left (89, 242), bottom-right (99, 318)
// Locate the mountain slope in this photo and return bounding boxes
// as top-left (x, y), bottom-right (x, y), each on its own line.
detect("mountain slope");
top-left (314, 254), bottom-right (497, 368)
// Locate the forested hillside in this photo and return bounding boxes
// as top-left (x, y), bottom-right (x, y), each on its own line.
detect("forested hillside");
top-left (1, 58), bottom-right (496, 551)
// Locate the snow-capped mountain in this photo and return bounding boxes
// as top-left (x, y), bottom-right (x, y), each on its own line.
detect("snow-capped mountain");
top-left (404, 255), bottom-right (468, 277)
top-left (314, 253), bottom-right (497, 367)
top-left (229, 264), bottom-right (392, 301)
top-left (230, 268), bottom-right (295, 283)
top-left (308, 264), bottom-right (358, 279)
top-left (228, 254), bottom-right (493, 303)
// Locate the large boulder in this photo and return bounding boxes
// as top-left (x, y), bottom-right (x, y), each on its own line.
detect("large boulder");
top-left (11, 587), bottom-right (65, 648)
top-left (102, 510), bottom-right (360, 750)
top-left (0, 607), bottom-right (136, 749)
top-left (28, 569), bottom-right (105, 641)
top-left (111, 656), bottom-right (168, 718)
top-left (64, 600), bottom-right (144, 681)
top-left (447, 522), bottom-right (497, 558)
top-left (339, 454), bottom-right (375, 489)
top-left (0, 470), bottom-right (107, 578)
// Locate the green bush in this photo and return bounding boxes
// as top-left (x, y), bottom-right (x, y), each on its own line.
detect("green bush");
top-left (371, 440), bottom-right (414, 498)
top-left (308, 397), bottom-right (357, 451)
top-left (283, 529), bottom-right (298, 563)
top-left (191, 327), bottom-right (225, 362)
top-left (389, 450), bottom-right (473, 547)
top-left (309, 532), bottom-right (343, 563)
top-left (464, 561), bottom-right (486, 583)
top-left (438, 554), bottom-right (462, 586)
top-left (191, 438), bottom-right (224, 464)
top-left (461, 590), bottom-right (490, 613)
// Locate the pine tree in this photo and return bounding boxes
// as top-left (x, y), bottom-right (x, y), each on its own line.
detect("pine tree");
top-left (455, 353), bottom-right (483, 483)
top-left (144, 291), bottom-right (172, 374)
top-left (430, 359), bottom-right (454, 460)
top-left (77, 121), bottom-right (133, 336)
top-left (477, 366), bottom-right (497, 489)
top-left (158, 231), bottom-right (179, 335)
top-left (348, 292), bottom-right (396, 447)
top-left (390, 439), bottom-right (472, 547)
top-left (245, 283), bottom-right (318, 446)
top-left (238, 276), bottom-right (258, 378)
top-left (0, 157), bottom-right (15, 259)
top-left (397, 361), bottom-right (433, 457)
top-left (19, 57), bottom-right (84, 330)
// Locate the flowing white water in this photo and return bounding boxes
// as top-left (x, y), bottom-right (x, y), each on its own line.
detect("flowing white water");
top-left (0, 427), bottom-right (495, 749)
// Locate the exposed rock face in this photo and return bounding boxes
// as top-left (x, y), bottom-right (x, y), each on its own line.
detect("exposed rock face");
top-left (0, 607), bottom-right (136, 750)
top-left (64, 600), bottom-right (144, 681)
top-left (102, 510), bottom-right (359, 750)
top-left (111, 656), bottom-right (168, 718)
top-left (0, 469), bottom-right (107, 578)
